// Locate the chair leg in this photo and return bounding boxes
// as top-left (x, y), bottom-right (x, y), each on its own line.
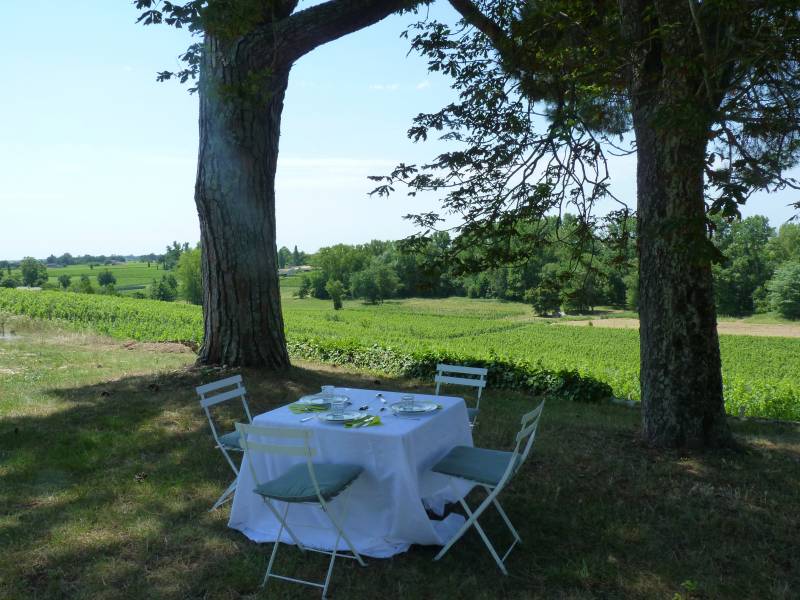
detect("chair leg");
top-left (262, 499), bottom-right (306, 552)
top-left (209, 477), bottom-right (237, 512)
top-left (434, 482), bottom-right (493, 561)
top-left (319, 487), bottom-right (366, 597)
top-left (262, 502), bottom-right (292, 589)
top-left (218, 446), bottom-right (241, 477)
top-left (434, 481), bottom-right (509, 575)
top-left (323, 487), bottom-right (366, 568)
top-left (256, 489), bottom-right (365, 598)
top-left (321, 515), bottom-right (343, 599)
top-left (483, 486), bottom-right (521, 545)
top-left (457, 497), bottom-right (508, 576)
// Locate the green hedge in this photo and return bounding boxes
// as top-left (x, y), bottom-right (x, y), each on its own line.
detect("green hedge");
top-left (287, 337), bottom-right (613, 403)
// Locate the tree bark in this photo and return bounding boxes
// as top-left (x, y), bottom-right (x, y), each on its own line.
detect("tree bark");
top-left (195, 35), bottom-right (290, 368)
top-left (627, 1), bottom-right (732, 447)
top-left (634, 114), bottom-right (731, 447)
top-left (192, 1), bottom-right (419, 368)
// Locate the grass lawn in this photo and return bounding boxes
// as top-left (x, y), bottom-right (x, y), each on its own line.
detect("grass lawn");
top-left (1, 317), bottom-right (798, 599)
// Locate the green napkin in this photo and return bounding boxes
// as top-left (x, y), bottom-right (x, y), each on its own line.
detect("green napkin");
top-left (288, 403), bottom-right (330, 414)
top-left (344, 414), bottom-right (382, 428)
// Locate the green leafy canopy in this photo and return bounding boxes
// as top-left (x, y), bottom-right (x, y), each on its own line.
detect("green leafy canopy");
top-left (372, 0), bottom-right (800, 268)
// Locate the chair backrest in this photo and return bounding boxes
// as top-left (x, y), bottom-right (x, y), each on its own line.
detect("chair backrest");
top-left (434, 364), bottom-right (488, 403)
top-left (196, 375), bottom-right (253, 444)
top-left (235, 422), bottom-right (325, 504)
top-left (496, 399), bottom-right (546, 490)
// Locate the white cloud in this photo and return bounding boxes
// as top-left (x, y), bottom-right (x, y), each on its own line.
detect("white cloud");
top-left (415, 80), bottom-right (431, 90)
top-left (368, 83), bottom-right (401, 92)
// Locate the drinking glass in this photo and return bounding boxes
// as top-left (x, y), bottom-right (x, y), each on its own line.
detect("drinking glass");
top-left (332, 397), bottom-right (346, 417)
top-left (321, 385), bottom-right (342, 416)
top-left (401, 394), bottom-right (415, 411)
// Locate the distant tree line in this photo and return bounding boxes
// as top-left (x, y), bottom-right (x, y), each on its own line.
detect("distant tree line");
top-left (299, 218), bottom-right (629, 311)
top-left (298, 215), bottom-right (800, 319)
top-left (43, 253), bottom-right (129, 267)
top-left (4, 219), bottom-right (800, 319)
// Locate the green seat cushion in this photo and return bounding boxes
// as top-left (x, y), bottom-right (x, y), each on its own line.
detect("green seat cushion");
top-left (432, 446), bottom-right (517, 487)
top-left (218, 430), bottom-right (241, 450)
top-left (254, 463), bottom-right (363, 503)
top-left (467, 407), bottom-right (480, 422)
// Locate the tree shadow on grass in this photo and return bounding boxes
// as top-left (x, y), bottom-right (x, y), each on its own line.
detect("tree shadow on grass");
top-left (1, 365), bottom-right (799, 599)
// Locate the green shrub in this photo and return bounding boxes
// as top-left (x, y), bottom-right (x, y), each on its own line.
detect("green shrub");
top-left (97, 270), bottom-right (117, 288)
top-left (297, 276), bottom-right (310, 299)
top-left (525, 283), bottom-right (561, 316)
top-left (72, 275), bottom-right (95, 294)
top-left (176, 246), bottom-right (202, 305)
top-left (20, 257), bottom-right (47, 287)
top-left (149, 274), bottom-right (178, 302)
top-left (326, 279), bottom-right (345, 310)
top-left (286, 337), bottom-right (613, 403)
top-left (351, 264), bottom-right (399, 304)
top-left (767, 262), bottom-right (800, 319)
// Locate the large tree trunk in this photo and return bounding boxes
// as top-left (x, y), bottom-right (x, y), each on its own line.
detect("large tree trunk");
top-left (633, 108), bottom-right (732, 448)
top-left (195, 35), bottom-right (290, 369)
top-left (186, 0), bottom-right (418, 369)
top-left (622, 0), bottom-right (732, 448)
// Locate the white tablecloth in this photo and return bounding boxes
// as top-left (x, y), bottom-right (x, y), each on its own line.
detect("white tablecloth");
top-left (228, 387), bottom-right (474, 558)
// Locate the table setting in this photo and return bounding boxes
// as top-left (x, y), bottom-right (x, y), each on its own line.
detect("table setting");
top-left (228, 386), bottom-right (475, 558)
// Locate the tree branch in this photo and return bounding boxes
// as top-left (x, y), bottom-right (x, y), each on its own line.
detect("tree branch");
top-left (267, 0), bottom-right (422, 65)
top-left (447, 0), bottom-right (512, 49)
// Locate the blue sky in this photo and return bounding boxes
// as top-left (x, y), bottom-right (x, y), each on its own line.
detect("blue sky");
top-left (1, 1), bottom-right (798, 260)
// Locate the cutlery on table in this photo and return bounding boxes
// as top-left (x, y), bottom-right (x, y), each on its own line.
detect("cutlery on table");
top-left (300, 416), bottom-right (313, 422)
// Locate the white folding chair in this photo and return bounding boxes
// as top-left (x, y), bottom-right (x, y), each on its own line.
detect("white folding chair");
top-left (235, 422), bottom-right (366, 599)
top-left (434, 363), bottom-right (488, 426)
top-left (196, 375), bottom-right (252, 511)
top-left (430, 399), bottom-right (545, 575)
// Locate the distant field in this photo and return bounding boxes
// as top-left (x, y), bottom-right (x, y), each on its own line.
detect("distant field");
top-left (282, 296), bottom-right (800, 418)
top-left (4, 261), bottom-right (164, 295)
top-left (45, 261), bottom-right (161, 294)
top-left (279, 273), bottom-right (302, 297)
top-left (556, 316), bottom-right (800, 338)
top-left (2, 288), bottom-right (799, 420)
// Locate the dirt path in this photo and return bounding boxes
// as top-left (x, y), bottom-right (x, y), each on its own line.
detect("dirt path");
top-left (556, 318), bottom-right (800, 338)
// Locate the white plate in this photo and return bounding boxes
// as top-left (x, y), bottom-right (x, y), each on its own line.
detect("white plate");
top-left (318, 411), bottom-right (362, 423)
top-left (390, 401), bottom-right (439, 414)
top-left (297, 394), bottom-right (350, 406)
top-left (296, 395), bottom-right (329, 406)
